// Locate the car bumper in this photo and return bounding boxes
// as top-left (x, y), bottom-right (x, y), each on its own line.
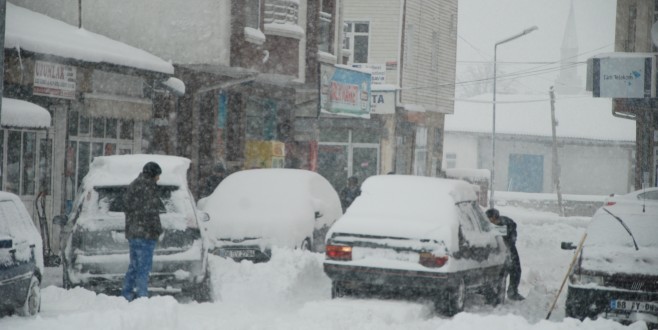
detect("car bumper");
top-left (323, 262), bottom-right (456, 293)
top-left (210, 245), bottom-right (272, 263)
top-left (566, 285), bottom-right (658, 326)
top-left (67, 252), bottom-right (206, 292)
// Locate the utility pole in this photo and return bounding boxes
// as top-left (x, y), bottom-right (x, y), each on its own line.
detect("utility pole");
top-left (549, 86), bottom-right (564, 216)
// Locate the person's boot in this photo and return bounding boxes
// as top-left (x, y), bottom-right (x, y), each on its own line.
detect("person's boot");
top-left (508, 291), bottom-right (525, 301)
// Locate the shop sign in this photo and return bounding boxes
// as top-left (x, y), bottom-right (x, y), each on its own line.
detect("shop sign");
top-left (589, 55), bottom-right (652, 98)
top-left (319, 64), bottom-right (371, 118)
top-left (33, 60), bottom-right (77, 100)
top-left (370, 90), bottom-right (395, 114)
top-left (351, 63), bottom-right (386, 85)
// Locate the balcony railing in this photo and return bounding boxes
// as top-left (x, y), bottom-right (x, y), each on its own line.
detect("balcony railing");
top-left (264, 0), bottom-right (299, 25)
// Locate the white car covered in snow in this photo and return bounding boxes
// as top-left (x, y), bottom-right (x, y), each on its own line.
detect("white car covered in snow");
top-left (54, 155), bottom-right (211, 301)
top-left (198, 169), bottom-right (342, 262)
top-left (0, 191), bottom-right (43, 316)
top-left (323, 175), bottom-right (509, 315)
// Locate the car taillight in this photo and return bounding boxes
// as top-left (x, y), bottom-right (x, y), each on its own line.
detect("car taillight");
top-left (419, 252), bottom-right (448, 268)
top-left (605, 201), bottom-right (616, 206)
top-left (326, 245), bottom-right (352, 261)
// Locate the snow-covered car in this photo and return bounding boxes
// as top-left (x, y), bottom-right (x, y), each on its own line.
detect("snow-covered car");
top-left (323, 175), bottom-right (509, 315)
top-left (54, 155), bottom-right (211, 301)
top-left (604, 187), bottom-right (658, 209)
top-left (0, 191), bottom-right (43, 316)
top-left (563, 204), bottom-right (658, 327)
top-left (198, 169), bottom-right (342, 262)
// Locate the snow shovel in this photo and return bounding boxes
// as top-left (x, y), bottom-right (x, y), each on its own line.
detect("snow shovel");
top-left (545, 232), bottom-right (587, 320)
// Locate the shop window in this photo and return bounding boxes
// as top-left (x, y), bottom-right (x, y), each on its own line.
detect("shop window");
top-left (68, 110), bottom-right (79, 137)
top-left (79, 115), bottom-right (91, 135)
top-left (6, 131), bottom-right (36, 195)
top-left (413, 127), bottom-right (428, 176)
top-left (92, 118), bottom-right (105, 138)
top-left (120, 120), bottom-right (134, 140)
top-left (39, 138), bottom-right (53, 195)
top-left (77, 142), bottom-right (90, 189)
top-left (106, 119), bottom-right (118, 139)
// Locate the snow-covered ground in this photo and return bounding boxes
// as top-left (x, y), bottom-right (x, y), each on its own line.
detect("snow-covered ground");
top-left (0, 205), bottom-right (649, 330)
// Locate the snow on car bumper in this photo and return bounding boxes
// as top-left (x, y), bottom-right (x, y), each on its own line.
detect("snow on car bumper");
top-left (68, 248), bottom-right (206, 291)
top-left (566, 285), bottom-right (658, 326)
top-left (323, 262), bottom-right (456, 290)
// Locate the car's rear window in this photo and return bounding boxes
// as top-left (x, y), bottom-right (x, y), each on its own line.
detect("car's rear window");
top-left (94, 185), bottom-right (181, 213)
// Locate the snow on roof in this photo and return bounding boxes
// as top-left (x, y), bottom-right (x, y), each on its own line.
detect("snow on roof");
top-left (82, 154), bottom-right (190, 188)
top-left (1, 98), bottom-right (51, 128)
top-left (445, 168), bottom-right (491, 181)
top-left (445, 94), bottom-right (635, 142)
top-left (6, 3), bottom-right (173, 74)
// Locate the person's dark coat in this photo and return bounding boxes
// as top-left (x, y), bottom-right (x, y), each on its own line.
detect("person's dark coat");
top-left (123, 173), bottom-right (164, 240)
top-left (498, 215), bottom-right (518, 248)
top-left (339, 186), bottom-right (361, 212)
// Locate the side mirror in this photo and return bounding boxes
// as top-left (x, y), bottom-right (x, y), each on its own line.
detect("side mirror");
top-left (561, 241), bottom-right (576, 250)
top-left (53, 215), bottom-right (69, 226)
top-left (199, 211), bottom-right (210, 222)
top-left (314, 211), bottom-right (323, 219)
top-left (0, 238), bottom-right (12, 249)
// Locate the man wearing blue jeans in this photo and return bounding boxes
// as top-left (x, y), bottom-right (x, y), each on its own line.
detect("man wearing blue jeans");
top-left (122, 162), bottom-right (164, 301)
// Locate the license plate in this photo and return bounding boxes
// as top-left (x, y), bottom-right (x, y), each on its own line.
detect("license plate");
top-left (220, 249), bottom-right (256, 259)
top-left (610, 299), bottom-right (658, 315)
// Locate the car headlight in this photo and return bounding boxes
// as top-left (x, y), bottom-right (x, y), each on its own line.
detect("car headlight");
top-left (572, 274), bottom-right (605, 286)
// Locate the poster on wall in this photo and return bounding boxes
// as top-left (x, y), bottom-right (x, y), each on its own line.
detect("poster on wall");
top-left (589, 55), bottom-right (652, 98)
top-left (319, 64), bottom-right (372, 119)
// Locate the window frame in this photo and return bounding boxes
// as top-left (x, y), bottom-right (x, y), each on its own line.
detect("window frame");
top-left (343, 20), bottom-right (371, 64)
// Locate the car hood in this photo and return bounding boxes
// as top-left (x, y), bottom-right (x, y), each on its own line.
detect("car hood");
top-left (580, 245), bottom-right (658, 276)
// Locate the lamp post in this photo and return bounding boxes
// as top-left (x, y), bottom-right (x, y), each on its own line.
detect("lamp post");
top-left (490, 26), bottom-right (538, 208)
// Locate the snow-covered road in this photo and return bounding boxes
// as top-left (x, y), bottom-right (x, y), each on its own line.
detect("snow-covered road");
top-left (0, 206), bottom-right (649, 330)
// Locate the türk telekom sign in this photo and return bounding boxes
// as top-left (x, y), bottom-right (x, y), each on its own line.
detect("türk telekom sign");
top-left (588, 54), bottom-right (653, 98)
top-left (33, 60), bottom-right (77, 100)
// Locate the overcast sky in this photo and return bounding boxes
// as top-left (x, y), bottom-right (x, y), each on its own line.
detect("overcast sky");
top-left (456, 0), bottom-right (617, 95)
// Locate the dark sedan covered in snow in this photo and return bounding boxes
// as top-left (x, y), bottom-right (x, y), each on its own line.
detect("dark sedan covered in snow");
top-left (323, 175), bottom-right (509, 315)
top-left (564, 204), bottom-right (658, 327)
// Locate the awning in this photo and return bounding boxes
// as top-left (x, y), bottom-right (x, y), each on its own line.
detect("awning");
top-left (1, 98), bottom-right (51, 129)
top-left (83, 93), bottom-right (153, 121)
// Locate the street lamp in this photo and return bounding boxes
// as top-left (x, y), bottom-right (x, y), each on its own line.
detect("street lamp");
top-left (490, 25), bottom-right (538, 208)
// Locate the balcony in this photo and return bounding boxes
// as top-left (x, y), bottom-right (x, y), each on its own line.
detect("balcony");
top-left (264, 0), bottom-right (304, 39)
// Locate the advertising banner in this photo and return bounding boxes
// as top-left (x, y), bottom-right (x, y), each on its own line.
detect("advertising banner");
top-left (33, 60), bottom-right (77, 100)
top-left (351, 63), bottom-right (386, 85)
top-left (319, 64), bottom-right (372, 118)
top-left (590, 56), bottom-right (652, 98)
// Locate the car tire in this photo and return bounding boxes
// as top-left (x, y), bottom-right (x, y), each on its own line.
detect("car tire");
top-left (16, 275), bottom-right (41, 316)
top-left (437, 278), bottom-right (465, 316)
top-left (484, 272), bottom-right (506, 306)
top-left (300, 238), bottom-right (312, 252)
top-left (331, 281), bottom-right (346, 299)
top-left (190, 272), bottom-right (214, 303)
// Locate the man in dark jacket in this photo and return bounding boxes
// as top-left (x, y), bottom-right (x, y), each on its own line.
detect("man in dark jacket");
top-left (339, 176), bottom-right (361, 212)
top-left (486, 208), bottom-right (525, 301)
top-left (121, 161), bottom-right (164, 301)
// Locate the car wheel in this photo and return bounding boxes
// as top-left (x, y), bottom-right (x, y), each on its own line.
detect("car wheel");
top-left (300, 238), bottom-right (312, 252)
top-left (331, 281), bottom-right (346, 299)
top-left (485, 272), bottom-right (506, 306)
top-left (437, 278), bottom-right (465, 316)
top-left (16, 275), bottom-right (41, 316)
top-left (188, 271), bottom-right (214, 303)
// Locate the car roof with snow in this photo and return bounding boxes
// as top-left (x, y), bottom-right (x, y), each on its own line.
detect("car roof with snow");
top-left (328, 175), bottom-right (478, 244)
top-left (81, 154), bottom-right (191, 188)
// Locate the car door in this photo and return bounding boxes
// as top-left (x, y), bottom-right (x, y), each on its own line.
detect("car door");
top-left (0, 199), bottom-right (35, 304)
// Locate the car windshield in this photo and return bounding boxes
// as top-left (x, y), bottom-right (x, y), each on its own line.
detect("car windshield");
top-left (95, 185), bottom-right (181, 214)
top-left (585, 208), bottom-right (658, 249)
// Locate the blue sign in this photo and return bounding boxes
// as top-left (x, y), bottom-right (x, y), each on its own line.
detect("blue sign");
top-left (319, 64), bottom-right (372, 118)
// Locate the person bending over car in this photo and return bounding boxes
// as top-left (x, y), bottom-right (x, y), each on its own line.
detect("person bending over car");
top-left (121, 162), bottom-right (164, 301)
top-left (486, 208), bottom-right (525, 301)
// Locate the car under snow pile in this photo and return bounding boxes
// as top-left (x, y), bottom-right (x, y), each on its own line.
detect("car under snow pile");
top-left (323, 175), bottom-right (509, 316)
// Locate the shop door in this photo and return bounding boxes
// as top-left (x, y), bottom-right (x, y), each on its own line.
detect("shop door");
top-left (317, 145), bottom-right (348, 191)
top-left (352, 146), bottom-right (378, 182)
